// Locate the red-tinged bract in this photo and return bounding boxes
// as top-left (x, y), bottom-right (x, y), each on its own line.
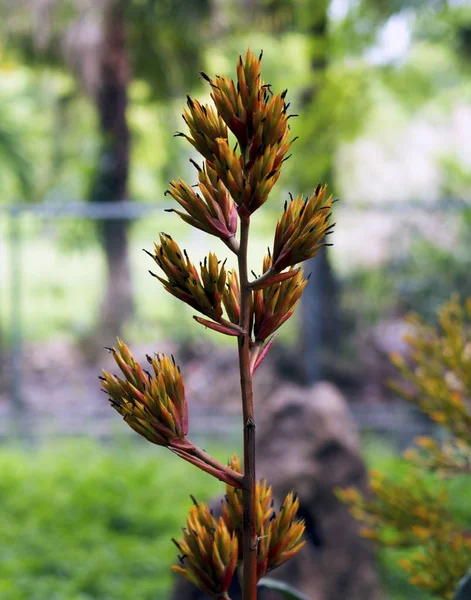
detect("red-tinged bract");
top-left (253, 254), bottom-right (307, 342)
top-left (167, 161), bottom-right (238, 245)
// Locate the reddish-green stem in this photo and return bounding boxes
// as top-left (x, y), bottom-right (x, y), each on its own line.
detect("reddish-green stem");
top-left (169, 440), bottom-right (243, 488)
top-left (237, 215), bottom-right (257, 600)
top-left (226, 234), bottom-right (240, 255)
top-left (247, 266), bottom-right (276, 290)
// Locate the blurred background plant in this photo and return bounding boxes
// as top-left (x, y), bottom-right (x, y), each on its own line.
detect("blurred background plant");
top-left (2, 0), bottom-right (471, 598)
top-left (338, 296), bottom-right (471, 599)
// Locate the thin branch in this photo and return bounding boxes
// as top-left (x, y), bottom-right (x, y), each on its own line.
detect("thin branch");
top-left (247, 267), bottom-right (300, 290)
top-left (170, 441), bottom-right (243, 488)
top-left (247, 267), bottom-right (276, 290)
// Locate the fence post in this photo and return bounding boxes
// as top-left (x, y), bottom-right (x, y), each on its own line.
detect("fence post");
top-left (301, 256), bottom-right (322, 385)
top-left (8, 206), bottom-right (26, 438)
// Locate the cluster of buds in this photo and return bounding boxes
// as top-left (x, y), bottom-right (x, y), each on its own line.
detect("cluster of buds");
top-left (404, 435), bottom-right (471, 475)
top-left (389, 296), bottom-right (471, 442)
top-left (337, 471), bottom-right (471, 599)
top-left (148, 234), bottom-right (226, 321)
top-left (166, 161), bottom-right (238, 249)
top-left (101, 341), bottom-right (242, 488)
top-left (271, 185), bottom-right (334, 272)
top-left (101, 339), bottom-right (188, 446)
top-left (172, 499), bottom-right (238, 600)
top-left (173, 455), bottom-right (305, 594)
top-left (147, 234), bottom-right (245, 338)
top-left (221, 456), bottom-right (306, 579)
top-left (196, 50), bottom-right (293, 215)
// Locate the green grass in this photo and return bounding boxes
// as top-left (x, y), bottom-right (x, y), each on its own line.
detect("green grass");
top-left (0, 439), bottom-right (228, 600)
top-left (1, 436), bottom-right (468, 599)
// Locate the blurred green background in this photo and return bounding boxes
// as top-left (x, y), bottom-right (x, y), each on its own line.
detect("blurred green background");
top-left (2, 438), bottom-right (471, 600)
top-left (1, 0), bottom-right (471, 598)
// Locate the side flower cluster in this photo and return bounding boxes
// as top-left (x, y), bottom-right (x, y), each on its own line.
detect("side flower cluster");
top-left (147, 234), bottom-right (242, 338)
top-left (101, 339), bottom-right (188, 446)
top-left (101, 341), bottom-right (242, 488)
top-left (271, 184), bottom-right (334, 272)
top-left (172, 455), bottom-right (305, 595)
top-left (172, 500), bottom-right (238, 600)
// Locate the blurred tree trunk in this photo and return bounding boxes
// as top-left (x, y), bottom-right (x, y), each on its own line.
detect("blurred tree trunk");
top-left (299, 0), bottom-right (340, 385)
top-left (89, 0), bottom-right (133, 337)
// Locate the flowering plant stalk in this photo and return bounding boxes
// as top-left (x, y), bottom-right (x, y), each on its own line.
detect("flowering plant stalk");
top-left (101, 49), bottom-right (335, 600)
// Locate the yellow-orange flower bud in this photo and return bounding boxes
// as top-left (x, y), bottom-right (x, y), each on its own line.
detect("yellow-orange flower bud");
top-left (172, 500), bottom-right (238, 599)
top-left (101, 340), bottom-right (187, 446)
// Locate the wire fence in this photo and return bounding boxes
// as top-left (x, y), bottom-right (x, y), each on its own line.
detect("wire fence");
top-left (0, 198), bottom-right (468, 445)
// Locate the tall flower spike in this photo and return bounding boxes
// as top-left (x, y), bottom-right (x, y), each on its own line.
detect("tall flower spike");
top-left (221, 455), bottom-right (306, 581)
top-left (148, 234), bottom-right (226, 322)
top-left (253, 254), bottom-right (307, 342)
top-left (101, 340), bottom-right (188, 446)
top-left (172, 501), bottom-right (238, 599)
top-left (272, 184), bottom-right (335, 272)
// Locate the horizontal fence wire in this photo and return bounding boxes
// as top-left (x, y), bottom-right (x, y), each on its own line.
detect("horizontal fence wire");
top-left (0, 198), bottom-right (468, 444)
top-left (1, 197), bottom-right (469, 218)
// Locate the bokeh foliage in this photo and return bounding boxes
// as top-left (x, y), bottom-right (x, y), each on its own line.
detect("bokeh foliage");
top-left (339, 296), bottom-right (471, 599)
top-left (0, 440), bottom-right (223, 600)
